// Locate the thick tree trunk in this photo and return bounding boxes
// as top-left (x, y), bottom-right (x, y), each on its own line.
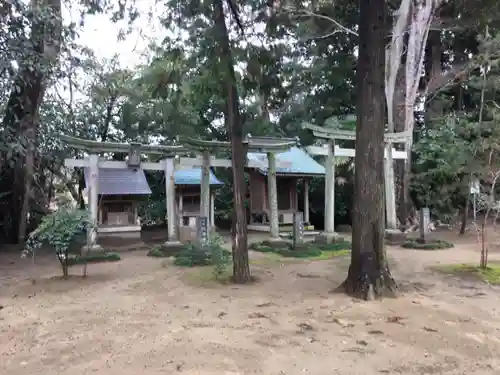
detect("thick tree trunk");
top-left (0, 0), bottom-right (61, 243)
top-left (341, 0), bottom-right (397, 300)
top-left (212, 0), bottom-right (251, 283)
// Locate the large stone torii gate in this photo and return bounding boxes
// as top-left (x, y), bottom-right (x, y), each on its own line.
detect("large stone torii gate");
top-left (61, 134), bottom-right (298, 248)
top-left (302, 122), bottom-right (411, 239)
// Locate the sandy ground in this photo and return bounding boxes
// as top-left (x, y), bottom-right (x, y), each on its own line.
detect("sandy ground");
top-left (2, 230), bottom-right (500, 375)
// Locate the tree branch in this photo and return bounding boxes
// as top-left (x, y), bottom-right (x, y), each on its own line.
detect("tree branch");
top-left (424, 60), bottom-right (473, 100)
top-left (281, 6), bottom-right (358, 37)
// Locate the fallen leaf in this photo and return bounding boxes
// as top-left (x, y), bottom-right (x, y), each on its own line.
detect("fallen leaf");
top-left (297, 322), bottom-right (315, 331)
top-left (329, 317), bottom-right (355, 328)
top-left (423, 326), bottom-right (438, 333)
top-left (387, 316), bottom-right (405, 325)
top-left (248, 312), bottom-right (269, 319)
top-left (297, 272), bottom-right (321, 278)
top-left (256, 302), bottom-right (275, 307)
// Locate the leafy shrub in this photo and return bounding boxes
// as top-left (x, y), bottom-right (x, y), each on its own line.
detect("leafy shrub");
top-left (146, 244), bottom-right (182, 258)
top-left (67, 252), bottom-right (121, 266)
top-left (173, 233), bottom-right (231, 277)
top-left (250, 240), bottom-right (351, 258)
top-left (402, 239), bottom-right (454, 250)
top-left (24, 208), bottom-right (95, 278)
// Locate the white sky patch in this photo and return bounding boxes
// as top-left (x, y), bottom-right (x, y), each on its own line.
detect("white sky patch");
top-left (63, 0), bottom-right (166, 69)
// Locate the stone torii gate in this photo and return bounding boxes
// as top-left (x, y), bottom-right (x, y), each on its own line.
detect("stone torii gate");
top-left (62, 134), bottom-right (298, 248)
top-left (61, 135), bottom-right (187, 248)
top-left (178, 135), bottom-right (299, 241)
top-left (302, 123), bottom-right (411, 239)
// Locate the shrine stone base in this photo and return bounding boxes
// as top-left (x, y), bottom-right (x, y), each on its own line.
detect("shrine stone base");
top-left (164, 240), bottom-right (183, 249)
top-left (384, 229), bottom-right (406, 246)
top-left (80, 244), bottom-right (103, 253)
top-left (315, 232), bottom-right (345, 244)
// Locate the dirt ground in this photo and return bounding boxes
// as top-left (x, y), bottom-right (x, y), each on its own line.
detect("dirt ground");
top-left (2, 229), bottom-right (500, 375)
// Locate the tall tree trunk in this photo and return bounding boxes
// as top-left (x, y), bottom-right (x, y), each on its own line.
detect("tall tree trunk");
top-left (341, 0), bottom-right (397, 300)
top-left (393, 61), bottom-right (410, 227)
top-left (212, 0), bottom-right (251, 283)
top-left (0, 0), bottom-right (62, 243)
top-left (424, 30), bottom-right (444, 125)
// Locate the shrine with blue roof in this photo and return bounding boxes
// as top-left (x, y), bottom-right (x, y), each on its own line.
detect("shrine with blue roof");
top-left (245, 146), bottom-right (325, 229)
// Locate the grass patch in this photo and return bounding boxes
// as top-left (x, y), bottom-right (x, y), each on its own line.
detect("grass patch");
top-left (67, 252), bottom-right (121, 266)
top-left (249, 240), bottom-right (351, 259)
top-left (249, 252), bottom-right (287, 265)
top-left (436, 263), bottom-right (500, 284)
top-left (146, 244), bottom-right (182, 258)
top-left (402, 239), bottom-right (454, 250)
top-left (310, 249), bottom-right (351, 260)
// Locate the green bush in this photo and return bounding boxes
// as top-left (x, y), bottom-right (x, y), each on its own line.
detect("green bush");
top-left (67, 252), bottom-right (121, 266)
top-left (24, 208), bottom-right (95, 278)
top-left (250, 240), bottom-right (351, 258)
top-left (146, 244), bottom-right (181, 258)
top-left (173, 233), bottom-right (231, 275)
top-left (402, 239), bottom-right (454, 250)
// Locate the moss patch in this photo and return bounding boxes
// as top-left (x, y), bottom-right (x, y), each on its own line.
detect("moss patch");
top-left (67, 252), bottom-right (121, 266)
top-left (402, 239), bottom-right (454, 250)
top-left (249, 240), bottom-right (351, 259)
top-left (436, 263), bottom-right (500, 284)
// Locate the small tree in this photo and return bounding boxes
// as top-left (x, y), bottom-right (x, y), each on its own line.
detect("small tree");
top-left (24, 208), bottom-right (94, 278)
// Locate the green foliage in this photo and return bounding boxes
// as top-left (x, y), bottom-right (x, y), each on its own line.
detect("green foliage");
top-left (249, 240), bottom-right (351, 259)
top-left (411, 109), bottom-right (500, 220)
top-left (173, 234), bottom-right (231, 276)
top-left (67, 252), bottom-right (121, 266)
top-left (402, 239), bottom-right (454, 250)
top-left (24, 208), bottom-right (94, 277)
top-left (146, 244), bottom-right (184, 258)
top-left (138, 198), bottom-right (166, 226)
top-left (147, 245), bottom-right (171, 258)
top-left (411, 117), bottom-right (472, 214)
top-left (436, 263), bottom-right (500, 284)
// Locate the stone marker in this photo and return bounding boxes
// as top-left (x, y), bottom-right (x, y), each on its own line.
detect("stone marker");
top-left (293, 212), bottom-right (304, 248)
top-left (197, 216), bottom-right (209, 247)
top-left (419, 207), bottom-right (430, 242)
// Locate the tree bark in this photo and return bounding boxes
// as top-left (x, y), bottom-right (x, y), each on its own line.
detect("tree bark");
top-left (0, 0), bottom-right (62, 243)
top-left (393, 57), bottom-right (410, 227)
top-left (341, 0), bottom-right (397, 300)
top-left (212, 0), bottom-right (251, 283)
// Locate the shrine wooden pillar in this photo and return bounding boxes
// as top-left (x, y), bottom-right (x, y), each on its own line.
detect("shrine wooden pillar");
top-left (267, 152), bottom-right (279, 239)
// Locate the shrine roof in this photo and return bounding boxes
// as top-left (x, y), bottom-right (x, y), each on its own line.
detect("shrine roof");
top-left (84, 167), bottom-right (223, 194)
top-left (247, 146), bottom-right (325, 176)
top-left (84, 168), bottom-right (152, 196)
top-left (174, 168), bottom-right (224, 185)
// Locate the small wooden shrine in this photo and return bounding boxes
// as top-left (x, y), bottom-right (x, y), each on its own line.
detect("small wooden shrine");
top-left (174, 167), bottom-right (223, 228)
top-left (83, 167), bottom-right (152, 237)
top-left (246, 147), bottom-right (325, 231)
